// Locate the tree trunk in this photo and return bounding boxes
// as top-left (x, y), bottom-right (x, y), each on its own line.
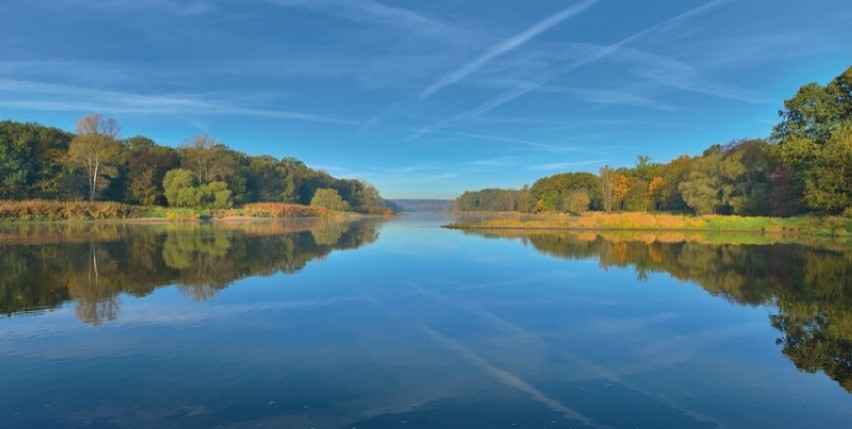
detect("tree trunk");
top-left (90, 160), bottom-right (98, 202)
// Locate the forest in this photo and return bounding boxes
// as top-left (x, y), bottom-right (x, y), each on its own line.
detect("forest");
top-left (455, 66), bottom-right (852, 217)
top-left (0, 116), bottom-right (387, 214)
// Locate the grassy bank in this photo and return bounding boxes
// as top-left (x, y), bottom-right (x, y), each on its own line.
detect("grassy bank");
top-left (444, 211), bottom-right (852, 237)
top-left (0, 200), bottom-right (339, 221)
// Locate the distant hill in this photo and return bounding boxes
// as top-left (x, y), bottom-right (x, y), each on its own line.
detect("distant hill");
top-left (385, 199), bottom-right (453, 213)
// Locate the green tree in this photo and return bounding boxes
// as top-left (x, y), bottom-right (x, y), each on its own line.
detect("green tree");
top-left (310, 188), bottom-right (349, 212)
top-left (678, 151), bottom-right (724, 215)
top-left (163, 168), bottom-right (200, 208)
top-left (0, 140), bottom-right (29, 199)
top-left (199, 181), bottom-right (233, 209)
top-left (773, 66), bottom-right (852, 213)
top-left (67, 113), bottom-right (123, 201)
top-left (802, 124), bottom-right (852, 211)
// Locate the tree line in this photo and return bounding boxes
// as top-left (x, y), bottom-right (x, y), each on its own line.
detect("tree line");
top-left (455, 66), bottom-right (852, 216)
top-left (0, 116), bottom-right (386, 213)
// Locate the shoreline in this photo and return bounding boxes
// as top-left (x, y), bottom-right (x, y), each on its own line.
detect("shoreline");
top-left (443, 212), bottom-right (852, 237)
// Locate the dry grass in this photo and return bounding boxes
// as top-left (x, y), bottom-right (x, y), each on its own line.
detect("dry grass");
top-left (445, 211), bottom-right (851, 237)
top-left (0, 200), bottom-right (142, 220)
top-left (241, 202), bottom-right (328, 218)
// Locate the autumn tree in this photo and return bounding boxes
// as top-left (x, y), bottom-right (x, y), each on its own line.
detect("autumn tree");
top-left (67, 114), bottom-right (123, 201)
top-left (564, 190), bottom-right (591, 215)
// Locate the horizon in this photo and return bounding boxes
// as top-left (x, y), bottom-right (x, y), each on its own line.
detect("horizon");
top-left (1, 1), bottom-right (850, 199)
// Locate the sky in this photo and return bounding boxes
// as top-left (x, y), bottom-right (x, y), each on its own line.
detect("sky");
top-left (1, 0), bottom-right (851, 199)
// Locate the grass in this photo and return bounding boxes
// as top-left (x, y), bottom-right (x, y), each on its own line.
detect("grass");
top-left (445, 211), bottom-right (852, 237)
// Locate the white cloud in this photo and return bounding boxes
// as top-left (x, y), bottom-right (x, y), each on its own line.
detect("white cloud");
top-left (411, 0), bottom-right (736, 139)
top-left (0, 79), bottom-right (356, 125)
top-left (419, 0), bottom-right (599, 99)
top-left (262, 0), bottom-right (462, 43)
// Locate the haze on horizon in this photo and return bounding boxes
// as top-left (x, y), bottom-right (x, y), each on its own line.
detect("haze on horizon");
top-left (1, 0), bottom-right (850, 199)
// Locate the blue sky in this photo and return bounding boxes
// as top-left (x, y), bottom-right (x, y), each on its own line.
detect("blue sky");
top-left (1, 0), bottom-right (850, 199)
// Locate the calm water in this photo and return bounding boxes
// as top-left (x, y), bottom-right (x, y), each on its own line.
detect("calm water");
top-left (1, 216), bottom-right (850, 429)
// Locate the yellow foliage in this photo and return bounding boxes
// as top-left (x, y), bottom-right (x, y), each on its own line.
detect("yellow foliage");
top-left (242, 202), bottom-right (327, 218)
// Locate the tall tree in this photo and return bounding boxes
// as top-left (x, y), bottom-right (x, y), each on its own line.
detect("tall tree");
top-left (67, 113), bottom-right (122, 201)
top-left (773, 66), bottom-right (852, 213)
top-left (178, 134), bottom-right (235, 184)
top-left (599, 165), bottom-right (614, 213)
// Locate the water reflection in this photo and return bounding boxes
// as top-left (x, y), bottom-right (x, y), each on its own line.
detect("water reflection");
top-left (463, 229), bottom-right (852, 394)
top-left (0, 219), bottom-right (384, 324)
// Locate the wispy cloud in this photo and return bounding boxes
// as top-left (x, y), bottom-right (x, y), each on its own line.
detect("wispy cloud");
top-left (529, 160), bottom-right (608, 171)
top-left (0, 79), bottom-right (356, 125)
top-left (419, 0), bottom-right (599, 99)
top-left (455, 132), bottom-right (583, 153)
top-left (262, 0), bottom-right (462, 43)
top-left (539, 85), bottom-right (679, 111)
top-left (59, 0), bottom-right (213, 16)
top-left (616, 48), bottom-right (773, 104)
top-left (411, 0), bottom-right (734, 139)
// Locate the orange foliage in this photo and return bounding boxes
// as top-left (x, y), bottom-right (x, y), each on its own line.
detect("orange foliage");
top-left (612, 174), bottom-right (631, 201)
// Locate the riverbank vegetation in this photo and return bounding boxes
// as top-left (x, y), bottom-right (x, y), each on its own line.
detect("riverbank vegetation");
top-left (0, 116), bottom-right (392, 220)
top-left (454, 66), bottom-right (851, 220)
top-left (445, 212), bottom-right (851, 237)
top-left (0, 199), bottom-right (353, 221)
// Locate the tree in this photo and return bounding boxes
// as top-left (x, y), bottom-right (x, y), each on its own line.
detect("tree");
top-left (564, 190), bottom-right (590, 215)
top-left (310, 188), bottom-right (349, 212)
top-left (0, 140), bottom-right (29, 199)
top-left (773, 66), bottom-right (852, 213)
top-left (802, 124), bottom-right (852, 211)
top-left (163, 168), bottom-right (200, 208)
top-left (678, 151), bottom-right (724, 215)
top-left (199, 181), bottom-right (233, 209)
top-left (178, 134), bottom-right (235, 184)
top-left (647, 176), bottom-right (665, 210)
top-left (599, 165), bottom-right (614, 213)
top-left (354, 181), bottom-right (384, 212)
top-left (126, 145), bottom-right (179, 206)
top-left (67, 113), bottom-right (122, 201)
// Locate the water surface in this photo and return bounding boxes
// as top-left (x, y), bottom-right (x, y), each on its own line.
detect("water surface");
top-left (1, 216), bottom-right (850, 428)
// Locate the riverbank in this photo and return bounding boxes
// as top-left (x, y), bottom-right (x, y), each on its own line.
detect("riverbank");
top-left (0, 200), bottom-right (378, 222)
top-left (444, 211), bottom-right (852, 237)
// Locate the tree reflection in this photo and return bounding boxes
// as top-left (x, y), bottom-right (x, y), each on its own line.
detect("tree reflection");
top-left (468, 229), bottom-right (852, 394)
top-left (1, 218), bottom-right (383, 320)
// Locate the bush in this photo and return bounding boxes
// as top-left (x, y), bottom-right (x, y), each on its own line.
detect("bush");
top-left (310, 188), bottom-right (349, 212)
